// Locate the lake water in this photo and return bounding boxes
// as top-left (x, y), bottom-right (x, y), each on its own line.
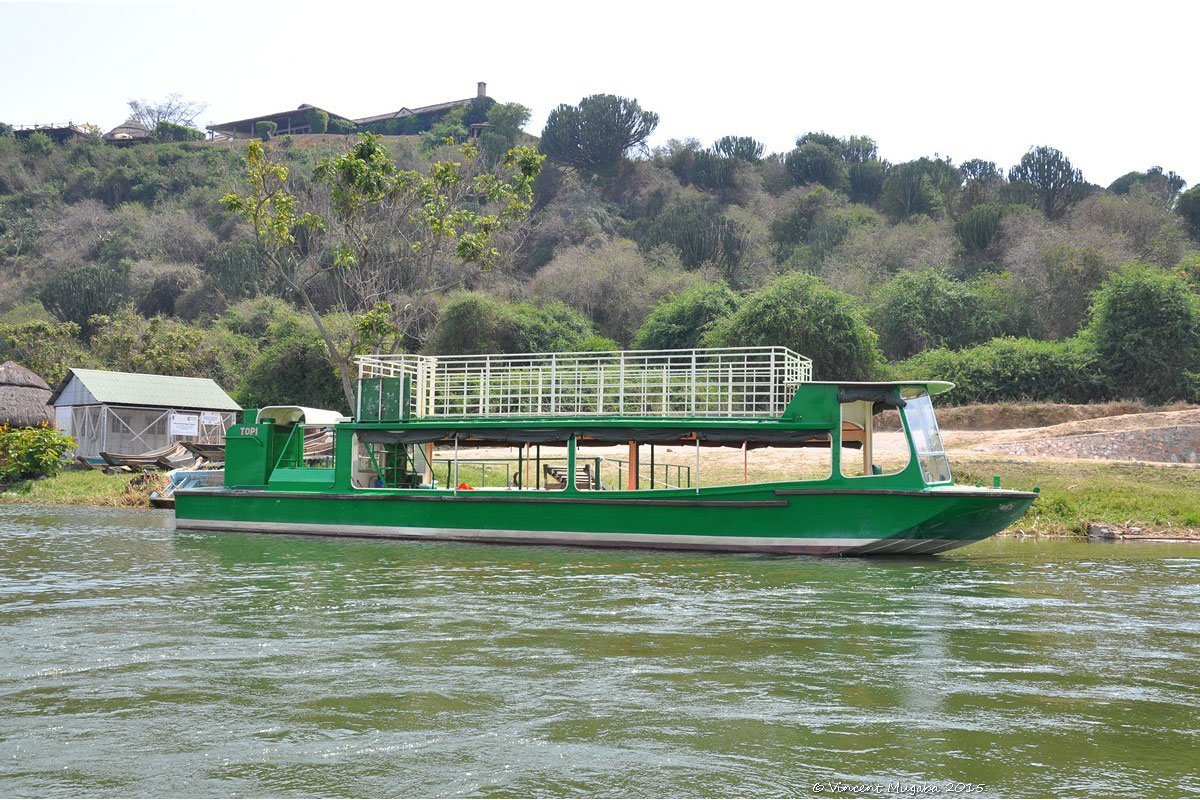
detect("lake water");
top-left (1, 504), bottom-right (1198, 798)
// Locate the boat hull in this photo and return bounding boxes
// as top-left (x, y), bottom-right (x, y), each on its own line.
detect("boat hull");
top-left (173, 485), bottom-right (1036, 556)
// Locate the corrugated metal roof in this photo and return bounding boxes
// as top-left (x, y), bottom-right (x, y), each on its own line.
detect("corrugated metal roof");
top-left (50, 368), bottom-right (241, 411)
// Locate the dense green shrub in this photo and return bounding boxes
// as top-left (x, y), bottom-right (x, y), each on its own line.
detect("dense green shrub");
top-left (633, 283), bottom-right (739, 350)
top-left (869, 270), bottom-right (1000, 360)
top-left (954, 203), bottom-right (1004, 254)
top-left (784, 142), bottom-right (848, 192)
top-left (135, 266), bottom-right (201, 317)
top-left (307, 108), bottom-right (329, 134)
top-left (0, 423), bottom-right (75, 482)
top-left (895, 337), bottom-right (1112, 405)
top-left (1086, 263), bottom-right (1200, 402)
top-left (712, 135), bottom-right (763, 162)
top-left (328, 117), bottom-right (355, 135)
top-left (688, 149), bottom-right (737, 194)
top-left (426, 293), bottom-right (595, 355)
top-left (152, 121), bottom-right (204, 143)
top-left (705, 273), bottom-right (881, 380)
top-left (88, 310), bottom-right (251, 391)
top-left (203, 239), bottom-right (266, 299)
top-left (478, 102), bottom-right (532, 162)
top-left (881, 162), bottom-right (942, 221)
top-left (771, 187), bottom-right (879, 269)
top-left (1178, 253), bottom-right (1200, 292)
top-left (770, 187), bottom-right (840, 247)
top-left (255, 121), bottom-right (277, 141)
top-left (236, 335), bottom-right (346, 413)
top-left (640, 199), bottom-right (747, 272)
top-left (1176, 185), bottom-right (1200, 241)
top-left (39, 263), bottom-right (132, 337)
top-left (848, 160), bottom-right (887, 205)
top-left (22, 132), bottom-right (54, 156)
top-left (464, 96), bottom-right (497, 126)
top-left (0, 319), bottom-right (90, 384)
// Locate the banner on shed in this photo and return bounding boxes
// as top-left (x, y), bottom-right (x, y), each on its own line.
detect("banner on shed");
top-left (200, 411), bottom-right (223, 426)
top-left (169, 413), bottom-right (199, 437)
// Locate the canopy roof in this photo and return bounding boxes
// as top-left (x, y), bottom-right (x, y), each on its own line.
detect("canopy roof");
top-left (257, 406), bottom-right (349, 426)
top-left (50, 368), bottom-right (240, 411)
top-left (817, 380), bottom-right (955, 397)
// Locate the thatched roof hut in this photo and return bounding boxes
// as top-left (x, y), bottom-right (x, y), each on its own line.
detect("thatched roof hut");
top-left (0, 361), bottom-right (53, 428)
top-left (103, 118), bottom-right (151, 142)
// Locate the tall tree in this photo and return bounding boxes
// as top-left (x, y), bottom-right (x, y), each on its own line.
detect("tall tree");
top-left (126, 93), bottom-right (207, 128)
top-left (1108, 166), bottom-right (1187, 207)
top-left (1176, 185), bottom-right (1200, 241)
top-left (785, 142), bottom-right (849, 192)
top-left (712, 135), bottom-right (764, 162)
top-left (881, 161), bottom-right (943, 221)
top-left (221, 134), bottom-right (544, 407)
top-left (540, 94), bottom-right (659, 174)
top-left (1008, 146), bottom-right (1087, 219)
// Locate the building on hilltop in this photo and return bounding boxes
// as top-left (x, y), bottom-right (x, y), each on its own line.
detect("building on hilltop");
top-left (354, 82), bottom-right (489, 136)
top-left (206, 103), bottom-right (352, 140)
top-left (206, 82), bottom-right (490, 140)
top-left (103, 118), bottom-right (152, 144)
top-left (13, 124), bottom-right (91, 144)
top-left (50, 368), bottom-right (240, 461)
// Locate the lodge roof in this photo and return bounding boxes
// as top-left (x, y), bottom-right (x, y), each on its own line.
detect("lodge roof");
top-left (49, 368), bottom-right (241, 411)
top-left (103, 118), bottom-right (151, 140)
top-left (206, 104), bottom-right (348, 131)
top-left (354, 97), bottom-right (475, 125)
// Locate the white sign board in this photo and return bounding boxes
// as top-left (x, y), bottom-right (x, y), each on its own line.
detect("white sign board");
top-left (168, 413), bottom-right (199, 437)
top-left (200, 411), bottom-right (223, 426)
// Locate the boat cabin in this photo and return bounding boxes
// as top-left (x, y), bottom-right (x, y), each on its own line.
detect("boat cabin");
top-left (221, 348), bottom-right (952, 496)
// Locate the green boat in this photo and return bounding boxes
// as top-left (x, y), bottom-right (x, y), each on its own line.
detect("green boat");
top-left (174, 347), bottom-right (1037, 555)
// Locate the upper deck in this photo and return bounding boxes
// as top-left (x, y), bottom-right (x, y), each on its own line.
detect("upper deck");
top-left (354, 347), bottom-right (812, 421)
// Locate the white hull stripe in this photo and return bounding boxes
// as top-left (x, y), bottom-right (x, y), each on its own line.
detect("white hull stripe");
top-left (173, 518), bottom-right (970, 555)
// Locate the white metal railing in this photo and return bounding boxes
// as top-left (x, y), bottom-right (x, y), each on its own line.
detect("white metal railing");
top-left (354, 347), bottom-right (811, 419)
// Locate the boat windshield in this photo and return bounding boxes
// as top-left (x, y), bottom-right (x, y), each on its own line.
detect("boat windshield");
top-left (903, 391), bottom-right (951, 485)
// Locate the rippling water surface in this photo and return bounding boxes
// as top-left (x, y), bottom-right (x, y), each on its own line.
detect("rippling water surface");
top-left (1, 504), bottom-right (1198, 797)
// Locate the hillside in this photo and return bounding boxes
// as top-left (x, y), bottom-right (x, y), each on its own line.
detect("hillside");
top-left (2, 103), bottom-right (1199, 412)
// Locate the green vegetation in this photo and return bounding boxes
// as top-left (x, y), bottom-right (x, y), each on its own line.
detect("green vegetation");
top-left (0, 89), bottom-right (1196, 417)
top-left (0, 469), bottom-right (147, 507)
top-left (633, 283), bottom-right (739, 350)
top-left (1088, 264), bottom-right (1200, 403)
top-left (540, 94), bottom-right (659, 175)
top-left (706, 273), bottom-right (881, 380)
top-left (954, 458), bottom-right (1200, 535)
top-left (307, 108), bottom-right (329, 134)
top-left (0, 423), bottom-right (75, 481)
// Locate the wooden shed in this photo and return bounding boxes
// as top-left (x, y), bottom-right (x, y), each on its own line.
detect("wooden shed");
top-left (50, 368), bottom-right (241, 460)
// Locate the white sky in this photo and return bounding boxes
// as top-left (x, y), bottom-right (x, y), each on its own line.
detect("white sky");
top-left (2, 0), bottom-right (1197, 186)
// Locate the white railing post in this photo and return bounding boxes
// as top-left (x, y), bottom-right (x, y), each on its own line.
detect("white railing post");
top-left (689, 351), bottom-right (697, 415)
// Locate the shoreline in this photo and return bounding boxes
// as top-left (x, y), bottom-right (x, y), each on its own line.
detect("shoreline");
top-left (4, 456), bottom-right (1198, 542)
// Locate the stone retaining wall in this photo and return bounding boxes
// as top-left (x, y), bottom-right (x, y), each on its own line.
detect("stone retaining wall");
top-left (991, 425), bottom-right (1200, 463)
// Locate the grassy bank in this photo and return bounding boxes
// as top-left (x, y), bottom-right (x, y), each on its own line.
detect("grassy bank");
top-left (0, 470), bottom-right (162, 508)
top-left (955, 457), bottom-right (1200, 536)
